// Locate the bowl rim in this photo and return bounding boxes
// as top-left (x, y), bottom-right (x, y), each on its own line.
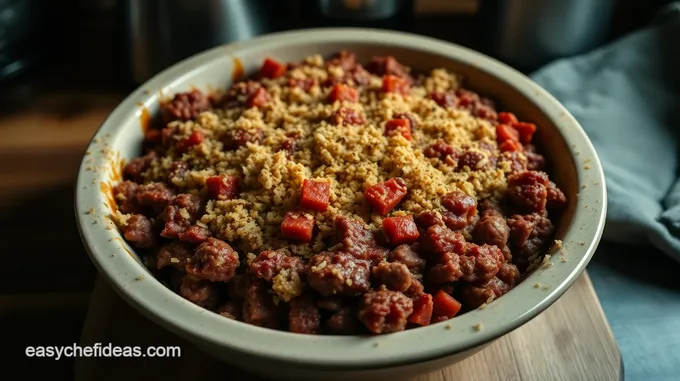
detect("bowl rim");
top-left (75, 27), bottom-right (607, 369)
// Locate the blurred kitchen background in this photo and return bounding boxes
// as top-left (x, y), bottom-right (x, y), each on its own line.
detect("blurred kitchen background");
top-left (0, 0), bottom-right (675, 379)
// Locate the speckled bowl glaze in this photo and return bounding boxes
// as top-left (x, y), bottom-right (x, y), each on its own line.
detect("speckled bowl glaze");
top-left (75, 28), bottom-right (606, 381)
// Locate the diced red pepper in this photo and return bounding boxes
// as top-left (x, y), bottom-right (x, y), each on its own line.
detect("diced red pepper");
top-left (260, 58), bottom-right (287, 79)
top-left (176, 130), bottom-right (205, 153)
top-left (382, 215), bottom-right (420, 245)
top-left (382, 75), bottom-right (410, 95)
top-left (300, 179), bottom-right (331, 212)
top-left (205, 175), bottom-right (240, 200)
top-left (432, 290), bottom-right (462, 321)
top-left (384, 118), bottom-right (412, 140)
top-left (500, 140), bottom-right (523, 152)
top-left (328, 84), bottom-right (358, 103)
top-left (496, 124), bottom-right (520, 143)
top-left (364, 177), bottom-right (408, 215)
top-left (498, 112), bottom-right (518, 125)
top-left (513, 122), bottom-right (536, 144)
top-left (246, 87), bottom-right (271, 108)
top-left (281, 211), bottom-right (315, 242)
top-left (408, 293), bottom-right (434, 326)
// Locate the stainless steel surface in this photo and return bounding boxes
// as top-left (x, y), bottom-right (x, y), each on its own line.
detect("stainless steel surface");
top-left (124, 0), bottom-right (271, 84)
top-left (479, 0), bottom-right (615, 70)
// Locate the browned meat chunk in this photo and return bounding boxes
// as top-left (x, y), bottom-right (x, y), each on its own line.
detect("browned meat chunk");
top-left (250, 250), bottom-right (305, 281)
top-left (497, 262), bottom-right (520, 286)
top-left (156, 241), bottom-right (193, 270)
top-left (358, 290), bottom-right (413, 334)
top-left (217, 300), bottom-right (243, 320)
top-left (123, 151), bottom-right (156, 182)
top-left (473, 209), bottom-right (510, 247)
top-left (414, 210), bottom-right (443, 229)
top-left (546, 181), bottom-right (567, 209)
top-left (420, 225), bottom-right (467, 257)
top-left (307, 252), bottom-right (371, 296)
top-left (186, 238), bottom-right (239, 282)
top-left (372, 261), bottom-right (412, 292)
top-left (427, 252), bottom-right (463, 284)
top-left (162, 89), bottom-right (211, 123)
top-left (289, 294), bottom-right (321, 334)
top-left (114, 180), bottom-right (140, 214)
top-left (179, 275), bottom-right (219, 309)
top-left (326, 308), bottom-right (360, 335)
top-left (507, 171), bottom-right (549, 212)
top-left (387, 244), bottom-right (426, 274)
top-left (178, 225), bottom-right (212, 244)
top-left (121, 214), bottom-right (156, 248)
top-left (136, 182), bottom-right (175, 214)
top-left (459, 244), bottom-right (505, 283)
top-left (161, 193), bottom-right (204, 238)
top-left (441, 191), bottom-right (477, 230)
top-left (335, 216), bottom-right (388, 264)
top-left (243, 278), bottom-right (281, 329)
top-left (458, 277), bottom-right (512, 309)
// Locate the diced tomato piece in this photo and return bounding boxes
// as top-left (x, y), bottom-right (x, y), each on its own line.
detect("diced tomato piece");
top-left (328, 84), bottom-right (358, 103)
top-left (429, 92), bottom-right (457, 108)
top-left (260, 58), bottom-right (287, 79)
top-left (145, 129), bottom-right (161, 143)
top-left (382, 75), bottom-right (410, 95)
top-left (498, 112), bottom-right (518, 125)
top-left (205, 175), bottom-right (240, 200)
top-left (499, 140), bottom-right (523, 152)
top-left (300, 179), bottom-right (331, 211)
top-left (246, 87), bottom-right (271, 108)
top-left (496, 124), bottom-right (520, 143)
top-left (364, 177), bottom-right (408, 215)
top-left (384, 118), bottom-right (412, 140)
top-left (176, 130), bottom-right (205, 153)
top-left (408, 293), bottom-right (434, 326)
top-left (333, 107), bottom-right (364, 125)
top-left (432, 290), bottom-right (462, 321)
top-left (382, 215), bottom-right (419, 245)
top-left (513, 122), bottom-right (536, 144)
top-left (281, 211), bottom-right (315, 242)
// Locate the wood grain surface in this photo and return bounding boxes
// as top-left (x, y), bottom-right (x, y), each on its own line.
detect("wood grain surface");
top-left (75, 273), bottom-right (622, 381)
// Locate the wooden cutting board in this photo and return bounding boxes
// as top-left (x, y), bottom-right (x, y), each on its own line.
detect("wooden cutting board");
top-left (75, 272), bottom-right (622, 381)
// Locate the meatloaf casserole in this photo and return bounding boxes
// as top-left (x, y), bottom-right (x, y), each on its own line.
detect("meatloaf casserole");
top-left (112, 51), bottom-right (567, 335)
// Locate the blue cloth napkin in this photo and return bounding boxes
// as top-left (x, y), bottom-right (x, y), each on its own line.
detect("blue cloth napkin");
top-left (530, 4), bottom-right (680, 262)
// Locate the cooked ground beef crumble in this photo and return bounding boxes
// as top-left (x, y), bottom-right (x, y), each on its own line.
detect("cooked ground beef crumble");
top-left (113, 51), bottom-right (567, 335)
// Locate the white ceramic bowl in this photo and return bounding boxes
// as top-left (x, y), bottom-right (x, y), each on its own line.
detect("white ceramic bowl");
top-left (75, 28), bottom-right (607, 381)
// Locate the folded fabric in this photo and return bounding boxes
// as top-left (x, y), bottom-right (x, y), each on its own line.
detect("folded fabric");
top-left (530, 4), bottom-right (680, 262)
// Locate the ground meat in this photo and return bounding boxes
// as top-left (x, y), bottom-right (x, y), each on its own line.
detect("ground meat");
top-left (178, 225), bottom-right (212, 244)
top-left (326, 308), bottom-right (360, 335)
top-left (358, 290), bottom-right (413, 334)
top-left (365, 56), bottom-right (412, 82)
top-left (457, 150), bottom-right (490, 171)
top-left (497, 262), bottom-right (520, 286)
top-left (335, 216), bottom-right (388, 264)
top-left (458, 277), bottom-right (511, 309)
top-left (507, 213), bottom-right (554, 248)
top-left (243, 278), bottom-right (281, 329)
top-left (185, 238), bottom-right (239, 282)
top-left (420, 225), bottom-right (467, 257)
top-left (123, 151), bottom-right (156, 183)
top-left (316, 296), bottom-right (347, 312)
top-left (524, 145), bottom-right (546, 171)
top-left (162, 89), bottom-right (211, 123)
top-left (161, 193), bottom-right (204, 238)
top-left (168, 161), bottom-right (189, 182)
top-left (427, 252), bottom-right (463, 284)
top-left (473, 209), bottom-right (510, 247)
top-left (546, 181), bottom-right (567, 209)
top-left (327, 50), bottom-right (357, 71)
top-left (136, 182), bottom-right (175, 214)
top-left (114, 180), bottom-right (140, 214)
top-left (404, 279), bottom-right (425, 298)
top-left (250, 250), bottom-right (305, 281)
top-left (179, 275), bottom-right (219, 309)
top-left (460, 244), bottom-right (505, 283)
top-left (507, 171), bottom-right (549, 212)
top-left (424, 140), bottom-right (458, 160)
top-left (387, 244), bottom-right (426, 274)
top-left (156, 241), bottom-right (193, 270)
top-left (227, 274), bottom-right (248, 300)
top-left (121, 214), bottom-right (156, 248)
top-left (414, 210), bottom-right (443, 229)
top-left (441, 191), bottom-right (477, 230)
top-left (307, 252), bottom-right (371, 296)
top-left (217, 300), bottom-right (243, 320)
top-left (223, 128), bottom-right (264, 150)
top-left (372, 261), bottom-right (412, 292)
top-left (289, 294), bottom-right (321, 334)
top-left (219, 80), bottom-right (261, 108)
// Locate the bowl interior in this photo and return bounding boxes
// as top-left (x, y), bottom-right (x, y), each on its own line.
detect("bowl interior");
top-left (76, 28), bottom-right (605, 369)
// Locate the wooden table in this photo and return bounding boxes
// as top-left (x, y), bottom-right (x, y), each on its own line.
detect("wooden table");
top-left (75, 273), bottom-right (622, 381)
